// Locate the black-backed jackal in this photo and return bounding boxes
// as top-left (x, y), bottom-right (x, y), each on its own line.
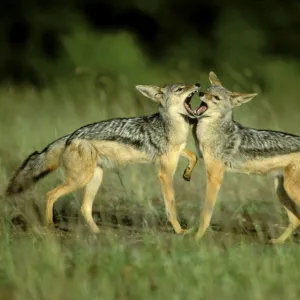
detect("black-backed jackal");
top-left (7, 83), bottom-right (200, 234)
top-left (188, 72), bottom-right (300, 244)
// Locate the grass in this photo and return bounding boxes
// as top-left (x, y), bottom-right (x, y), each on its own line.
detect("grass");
top-left (1, 225), bottom-right (300, 300)
top-left (1, 68), bottom-right (300, 300)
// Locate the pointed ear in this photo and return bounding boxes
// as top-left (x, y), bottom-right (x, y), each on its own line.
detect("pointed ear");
top-left (209, 71), bottom-right (222, 86)
top-left (135, 85), bottom-right (164, 102)
top-left (230, 92), bottom-right (257, 107)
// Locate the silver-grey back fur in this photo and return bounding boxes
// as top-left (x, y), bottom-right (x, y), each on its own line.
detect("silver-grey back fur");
top-left (66, 113), bottom-right (170, 161)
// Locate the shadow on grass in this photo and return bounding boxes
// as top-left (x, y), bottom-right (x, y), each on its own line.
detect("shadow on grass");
top-left (7, 197), bottom-right (300, 244)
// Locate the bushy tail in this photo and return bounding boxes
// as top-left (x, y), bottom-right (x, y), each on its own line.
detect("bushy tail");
top-left (6, 135), bottom-right (70, 196)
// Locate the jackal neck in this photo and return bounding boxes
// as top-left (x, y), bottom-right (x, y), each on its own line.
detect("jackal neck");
top-left (199, 110), bottom-right (234, 134)
top-left (195, 110), bottom-right (240, 161)
top-left (159, 106), bottom-right (190, 146)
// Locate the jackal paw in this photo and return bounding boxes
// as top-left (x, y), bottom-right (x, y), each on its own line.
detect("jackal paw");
top-left (180, 228), bottom-right (194, 235)
top-left (182, 170), bottom-right (191, 181)
top-left (46, 221), bottom-right (55, 228)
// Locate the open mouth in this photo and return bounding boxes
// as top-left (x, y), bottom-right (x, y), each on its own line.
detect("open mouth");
top-left (194, 101), bottom-right (208, 116)
top-left (184, 91), bottom-right (208, 117)
top-left (184, 91), bottom-right (199, 116)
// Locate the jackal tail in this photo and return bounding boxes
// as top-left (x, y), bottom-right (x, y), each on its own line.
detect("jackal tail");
top-left (6, 135), bottom-right (69, 196)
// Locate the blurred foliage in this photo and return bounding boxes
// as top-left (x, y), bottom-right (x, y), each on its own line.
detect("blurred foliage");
top-left (0, 0), bottom-right (300, 88)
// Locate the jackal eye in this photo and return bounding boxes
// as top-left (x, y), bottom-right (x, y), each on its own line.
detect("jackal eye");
top-left (175, 87), bottom-right (184, 92)
top-left (214, 95), bottom-right (220, 100)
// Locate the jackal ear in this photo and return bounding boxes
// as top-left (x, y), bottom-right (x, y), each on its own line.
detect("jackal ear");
top-left (209, 71), bottom-right (222, 87)
top-left (135, 85), bottom-right (164, 102)
top-left (230, 92), bottom-right (257, 107)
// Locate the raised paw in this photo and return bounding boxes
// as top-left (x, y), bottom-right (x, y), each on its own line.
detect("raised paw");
top-left (182, 168), bottom-right (191, 181)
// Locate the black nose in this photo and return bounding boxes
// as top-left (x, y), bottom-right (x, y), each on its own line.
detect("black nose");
top-left (195, 83), bottom-right (200, 87)
top-left (199, 92), bottom-right (205, 97)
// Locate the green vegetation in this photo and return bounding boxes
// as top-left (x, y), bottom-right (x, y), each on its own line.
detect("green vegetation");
top-left (1, 224), bottom-right (300, 300)
top-left (1, 12), bottom-right (300, 300)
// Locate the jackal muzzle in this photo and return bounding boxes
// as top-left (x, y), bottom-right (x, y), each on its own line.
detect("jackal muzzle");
top-left (184, 83), bottom-right (202, 116)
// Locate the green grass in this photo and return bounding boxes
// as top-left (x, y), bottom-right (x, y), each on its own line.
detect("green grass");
top-left (1, 66), bottom-right (300, 300)
top-left (0, 225), bottom-right (300, 300)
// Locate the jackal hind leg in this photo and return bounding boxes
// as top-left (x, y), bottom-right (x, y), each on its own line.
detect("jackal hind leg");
top-left (157, 153), bottom-right (183, 234)
top-left (45, 140), bottom-right (97, 229)
top-left (181, 149), bottom-right (198, 181)
top-left (270, 173), bottom-right (300, 244)
top-left (81, 167), bottom-right (103, 233)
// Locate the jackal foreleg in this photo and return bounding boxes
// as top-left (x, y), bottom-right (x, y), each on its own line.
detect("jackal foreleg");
top-left (195, 160), bottom-right (224, 241)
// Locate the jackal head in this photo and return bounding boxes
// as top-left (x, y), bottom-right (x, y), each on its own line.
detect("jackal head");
top-left (136, 83), bottom-right (200, 118)
top-left (192, 72), bottom-right (257, 118)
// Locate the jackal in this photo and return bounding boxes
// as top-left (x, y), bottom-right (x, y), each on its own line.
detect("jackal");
top-left (187, 72), bottom-right (300, 244)
top-left (6, 83), bottom-right (200, 234)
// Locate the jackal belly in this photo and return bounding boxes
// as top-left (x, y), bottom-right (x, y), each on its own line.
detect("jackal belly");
top-left (91, 140), bottom-right (152, 168)
top-left (225, 152), bottom-right (300, 175)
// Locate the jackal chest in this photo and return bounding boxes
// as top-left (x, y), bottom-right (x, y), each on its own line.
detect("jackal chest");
top-left (167, 142), bottom-right (186, 157)
top-left (198, 137), bottom-right (226, 160)
top-left (196, 123), bottom-right (219, 153)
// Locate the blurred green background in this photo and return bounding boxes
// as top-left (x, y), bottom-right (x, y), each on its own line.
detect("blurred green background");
top-left (0, 0), bottom-right (299, 86)
top-left (1, 2), bottom-right (300, 300)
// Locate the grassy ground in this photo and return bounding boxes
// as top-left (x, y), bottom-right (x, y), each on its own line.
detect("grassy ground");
top-left (1, 70), bottom-right (300, 300)
top-left (1, 225), bottom-right (300, 300)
